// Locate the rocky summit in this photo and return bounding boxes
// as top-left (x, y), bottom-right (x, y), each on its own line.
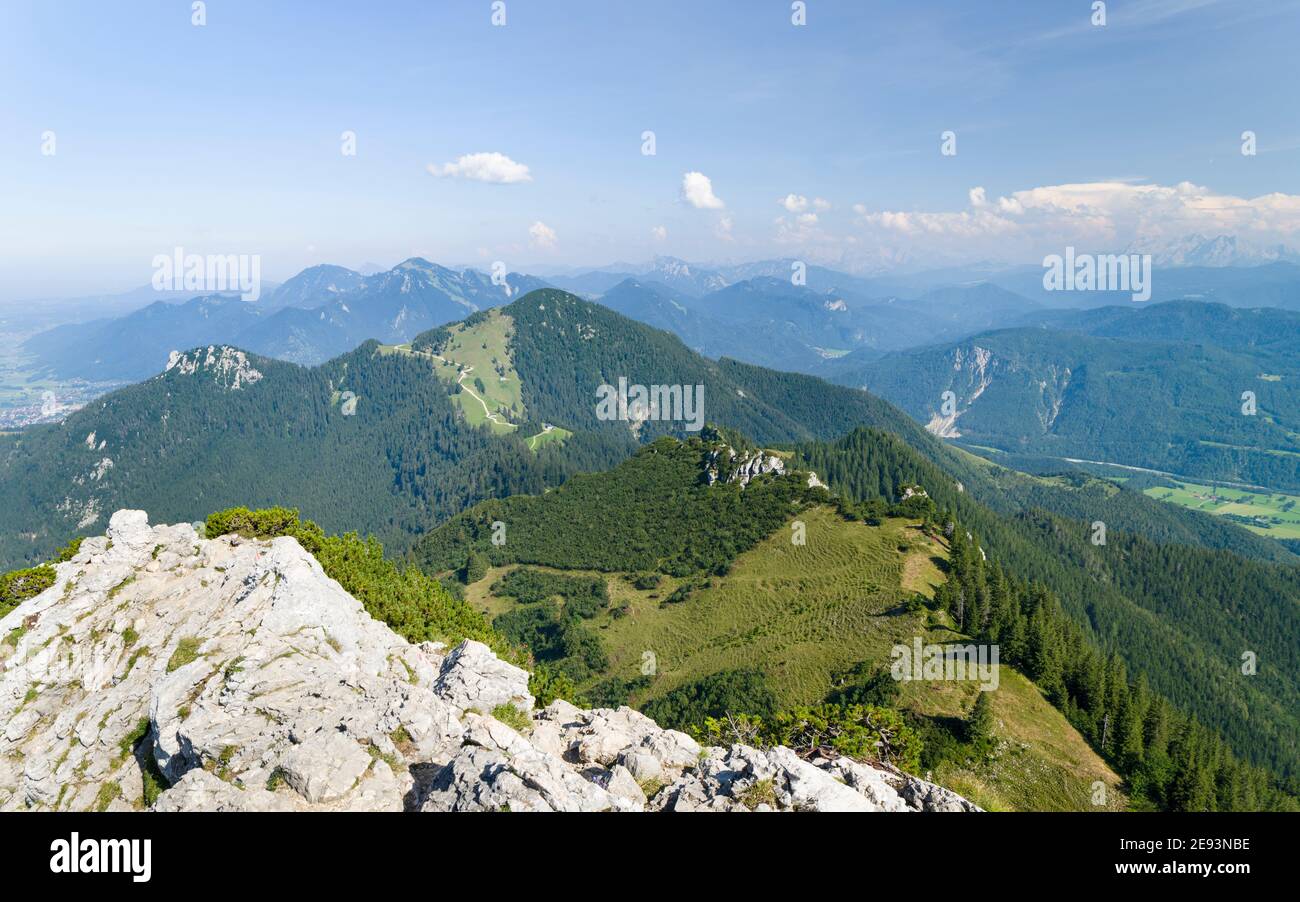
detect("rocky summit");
top-left (0, 511), bottom-right (977, 813)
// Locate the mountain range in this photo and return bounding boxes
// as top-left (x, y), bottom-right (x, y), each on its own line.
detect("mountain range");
top-left (22, 259), bottom-right (548, 382)
top-left (3, 286), bottom-right (1299, 811)
top-left (20, 249), bottom-right (1300, 392)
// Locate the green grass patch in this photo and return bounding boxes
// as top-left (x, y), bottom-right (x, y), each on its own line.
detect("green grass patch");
top-left (490, 703), bottom-right (533, 733)
top-left (166, 637), bottom-right (202, 672)
top-left (94, 781), bottom-right (121, 812)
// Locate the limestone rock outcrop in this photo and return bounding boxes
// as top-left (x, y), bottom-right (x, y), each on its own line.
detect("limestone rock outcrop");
top-left (0, 510), bottom-right (979, 813)
top-left (703, 446), bottom-right (788, 488)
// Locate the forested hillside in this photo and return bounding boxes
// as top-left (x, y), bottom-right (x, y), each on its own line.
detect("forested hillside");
top-left (1, 289), bottom-right (934, 570)
top-left (0, 343), bottom-right (625, 569)
top-left (831, 303), bottom-right (1300, 493)
top-left (793, 428), bottom-right (1300, 786)
top-left (476, 288), bottom-right (925, 444)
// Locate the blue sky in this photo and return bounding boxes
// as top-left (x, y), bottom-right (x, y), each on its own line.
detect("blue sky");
top-left (2, 0), bottom-right (1298, 298)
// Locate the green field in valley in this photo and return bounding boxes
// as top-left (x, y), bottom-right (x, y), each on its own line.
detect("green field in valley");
top-left (1144, 479), bottom-right (1300, 540)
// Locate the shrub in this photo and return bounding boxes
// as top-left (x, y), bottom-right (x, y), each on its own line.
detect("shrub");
top-left (53, 537), bottom-right (83, 563)
top-left (529, 664), bottom-right (585, 708)
top-left (642, 670), bottom-right (778, 731)
top-left (490, 703), bottom-right (533, 733)
top-left (461, 550), bottom-right (488, 585)
top-left (763, 703), bottom-right (922, 773)
top-left (0, 565), bottom-right (56, 617)
top-left (826, 662), bottom-right (902, 708)
top-left (965, 690), bottom-right (995, 750)
top-left (492, 569), bottom-right (607, 609)
top-left (94, 781), bottom-right (122, 812)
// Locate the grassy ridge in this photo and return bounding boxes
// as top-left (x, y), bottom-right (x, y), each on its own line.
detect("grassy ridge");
top-left (464, 505), bottom-right (1125, 811)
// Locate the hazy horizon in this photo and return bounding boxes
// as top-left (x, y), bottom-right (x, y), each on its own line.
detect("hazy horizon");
top-left (3, 0), bottom-right (1300, 301)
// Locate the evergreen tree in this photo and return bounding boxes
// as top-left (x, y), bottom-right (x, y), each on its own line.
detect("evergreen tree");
top-left (966, 690), bottom-right (995, 750)
top-left (461, 550), bottom-right (488, 585)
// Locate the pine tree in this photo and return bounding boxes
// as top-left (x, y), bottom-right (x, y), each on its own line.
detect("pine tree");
top-left (966, 690), bottom-right (995, 750)
top-left (461, 550), bottom-right (488, 585)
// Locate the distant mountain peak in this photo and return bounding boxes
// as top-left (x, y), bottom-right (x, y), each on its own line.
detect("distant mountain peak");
top-left (1126, 233), bottom-right (1300, 267)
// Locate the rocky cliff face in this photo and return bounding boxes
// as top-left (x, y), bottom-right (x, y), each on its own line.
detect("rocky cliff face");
top-left (0, 511), bottom-right (977, 813)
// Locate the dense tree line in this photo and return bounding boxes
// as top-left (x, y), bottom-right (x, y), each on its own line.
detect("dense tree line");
top-left (795, 428), bottom-right (1300, 803)
top-left (933, 522), bottom-right (1297, 811)
top-left (417, 435), bottom-right (824, 577)
top-left (793, 429), bottom-right (1300, 781)
top-left (796, 427), bottom-right (1294, 564)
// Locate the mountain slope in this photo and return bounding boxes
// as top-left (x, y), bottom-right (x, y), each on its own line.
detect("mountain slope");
top-left (0, 342), bottom-right (623, 569)
top-left (415, 427), bottom-right (1300, 790)
top-left (9, 289), bottom-right (1288, 576)
top-left (792, 428), bottom-right (1300, 787)
top-left (264, 263), bottom-right (366, 309)
top-left (22, 294), bottom-right (267, 383)
top-left (414, 429), bottom-right (1297, 809)
top-left (833, 308), bottom-right (1300, 493)
top-left (0, 289), bottom-right (937, 570)
top-left (447, 287), bottom-right (926, 445)
top-left (414, 437), bottom-right (1126, 811)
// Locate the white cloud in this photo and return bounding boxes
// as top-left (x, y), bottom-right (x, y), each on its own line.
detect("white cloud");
top-left (427, 152), bottom-right (532, 184)
top-left (528, 221), bottom-right (558, 249)
top-left (651, 225), bottom-right (668, 241)
top-left (851, 180), bottom-right (1300, 258)
top-left (779, 194), bottom-right (831, 213)
top-left (780, 194), bottom-right (830, 214)
top-left (683, 171), bottom-right (725, 210)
